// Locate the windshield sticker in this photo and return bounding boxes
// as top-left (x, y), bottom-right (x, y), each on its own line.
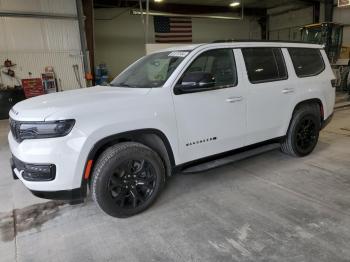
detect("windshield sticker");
top-left (168, 51), bottom-right (189, 57)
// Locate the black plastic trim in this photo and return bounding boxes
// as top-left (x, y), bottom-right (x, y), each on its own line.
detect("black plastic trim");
top-left (10, 157), bottom-right (18, 180)
top-left (174, 84), bottom-right (236, 95)
top-left (80, 128), bottom-right (176, 188)
top-left (30, 188), bottom-right (84, 201)
top-left (174, 137), bottom-right (284, 173)
top-left (211, 40), bottom-right (324, 45)
top-left (321, 113), bottom-right (333, 130)
top-left (86, 129), bottom-right (175, 166)
top-left (11, 155), bottom-right (56, 181)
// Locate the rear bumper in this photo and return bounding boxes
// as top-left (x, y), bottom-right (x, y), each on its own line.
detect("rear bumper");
top-left (321, 113), bottom-right (333, 130)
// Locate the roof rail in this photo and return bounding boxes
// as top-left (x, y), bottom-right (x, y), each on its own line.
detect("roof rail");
top-left (212, 39), bottom-right (311, 44)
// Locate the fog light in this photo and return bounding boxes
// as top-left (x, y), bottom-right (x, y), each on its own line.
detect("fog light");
top-left (22, 164), bottom-right (56, 181)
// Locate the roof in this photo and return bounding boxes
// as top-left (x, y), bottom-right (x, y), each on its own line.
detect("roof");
top-left (158, 41), bottom-right (323, 52)
top-left (301, 22), bottom-right (344, 28)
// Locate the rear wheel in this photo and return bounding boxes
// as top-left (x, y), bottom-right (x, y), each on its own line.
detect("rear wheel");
top-left (91, 142), bottom-right (165, 218)
top-left (281, 104), bottom-right (321, 157)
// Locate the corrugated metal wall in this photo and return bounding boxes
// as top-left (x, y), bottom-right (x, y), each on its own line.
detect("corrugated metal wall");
top-left (0, 0), bottom-right (86, 90)
top-left (0, 51), bottom-right (85, 91)
top-left (0, 0), bottom-right (77, 14)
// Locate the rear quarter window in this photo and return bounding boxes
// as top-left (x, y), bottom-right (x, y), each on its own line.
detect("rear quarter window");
top-left (288, 48), bottom-right (325, 77)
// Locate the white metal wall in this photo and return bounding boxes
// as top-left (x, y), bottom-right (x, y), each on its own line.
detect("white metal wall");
top-left (0, 0), bottom-right (85, 90)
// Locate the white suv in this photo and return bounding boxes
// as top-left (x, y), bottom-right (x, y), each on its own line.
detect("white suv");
top-left (8, 42), bottom-right (335, 217)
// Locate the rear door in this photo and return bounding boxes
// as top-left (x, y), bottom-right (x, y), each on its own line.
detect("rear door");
top-left (240, 47), bottom-right (295, 145)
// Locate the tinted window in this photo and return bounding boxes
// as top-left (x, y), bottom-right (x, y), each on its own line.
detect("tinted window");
top-left (242, 48), bottom-right (287, 83)
top-left (288, 48), bottom-right (325, 77)
top-left (182, 49), bottom-right (237, 88)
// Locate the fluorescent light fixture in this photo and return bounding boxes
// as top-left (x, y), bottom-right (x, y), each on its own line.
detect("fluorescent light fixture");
top-left (229, 1), bottom-right (240, 7)
top-left (154, 0), bottom-right (163, 2)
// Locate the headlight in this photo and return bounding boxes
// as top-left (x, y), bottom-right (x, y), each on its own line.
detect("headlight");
top-left (16, 119), bottom-right (75, 141)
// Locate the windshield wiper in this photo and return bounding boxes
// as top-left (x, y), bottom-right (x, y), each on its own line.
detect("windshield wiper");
top-left (111, 83), bottom-right (135, 88)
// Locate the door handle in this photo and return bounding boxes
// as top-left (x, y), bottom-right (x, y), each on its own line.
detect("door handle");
top-left (226, 96), bottom-right (243, 103)
top-left (282, 88), bottom-right (295, 94)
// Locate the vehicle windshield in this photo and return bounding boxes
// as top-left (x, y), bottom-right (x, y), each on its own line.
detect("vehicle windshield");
top-left (110, 51), bottom-right (190, 88)
top-left (302, 27), bottom-right (323, 44)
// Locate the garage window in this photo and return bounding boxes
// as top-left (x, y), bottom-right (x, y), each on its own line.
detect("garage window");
top-left (242, 47), bottom-right (288, 84)
top-left (288, 48), bottom-right (325, 77)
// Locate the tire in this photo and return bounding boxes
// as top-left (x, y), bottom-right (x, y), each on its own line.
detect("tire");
top-left (91, 142), bottom-right (165, 218)
top-left (281, 104), bottom-right (321, 157)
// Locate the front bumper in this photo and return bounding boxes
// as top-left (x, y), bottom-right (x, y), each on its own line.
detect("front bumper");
top-left (8, 128), bottom-right (89, 193)
top-left (10, 154), bottom-right (86, 201)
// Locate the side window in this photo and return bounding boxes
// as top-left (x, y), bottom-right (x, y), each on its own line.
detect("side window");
top-left (288, 48), bottom-right (325, 77)
top-left (180, 49), bottom-right (237, 90)
top-left (242, 47), bottom-right (288, 84)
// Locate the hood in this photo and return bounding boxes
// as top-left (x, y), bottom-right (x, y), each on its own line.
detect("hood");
top-left (10, 86), bottom-right (151, 121)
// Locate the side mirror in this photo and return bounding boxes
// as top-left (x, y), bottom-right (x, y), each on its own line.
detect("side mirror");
top-left (175, 72), bottom-right (216, 94)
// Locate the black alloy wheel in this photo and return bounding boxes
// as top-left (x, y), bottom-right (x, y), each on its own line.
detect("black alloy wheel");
top-left (108, 159), bottom-right (156, 209)
top-left (294, 117), bottom-right (318, 154)
top-left (91, 142), bottom-right (165, 218)
top-left (281, 104), bottom-right (321, 157)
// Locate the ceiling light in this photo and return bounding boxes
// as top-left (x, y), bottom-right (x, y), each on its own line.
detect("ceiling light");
top-left (154, 0), bottom-right (163, 2)
top-left (229, 1), bottom-right (240, 7)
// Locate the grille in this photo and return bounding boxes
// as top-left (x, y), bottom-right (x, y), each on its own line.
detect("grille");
top-left (9, 118), bottom-right (21, 143)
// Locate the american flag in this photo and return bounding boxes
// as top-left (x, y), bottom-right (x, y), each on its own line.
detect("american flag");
top-left (154, 16), bottom-right (192, 43)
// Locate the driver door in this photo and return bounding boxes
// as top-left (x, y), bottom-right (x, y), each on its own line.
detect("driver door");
top-left (172, 48), bottom-right (247, 163)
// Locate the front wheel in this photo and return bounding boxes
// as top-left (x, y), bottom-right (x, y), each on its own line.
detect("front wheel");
top-left (91, 142), bottom-right (165, 218)
top-left (281, 104), bottom-right (321, 157)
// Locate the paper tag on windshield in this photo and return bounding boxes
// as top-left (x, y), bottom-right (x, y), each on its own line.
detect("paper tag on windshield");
top-left (168, 51), bottom-right (189, 57)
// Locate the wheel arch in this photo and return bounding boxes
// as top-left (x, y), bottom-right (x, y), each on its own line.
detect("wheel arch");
top-left (293, 98), bottom-right (324, 119)
top-left (285, 98), bottom-right (324, 136)
top-left (281, 98), bottom-right (324, 157)
top-left (81, 129), bottom-right (175, 191)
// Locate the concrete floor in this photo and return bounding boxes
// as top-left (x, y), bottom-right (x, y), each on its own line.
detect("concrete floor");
top-left (1, 108), bottom-right (350, 262)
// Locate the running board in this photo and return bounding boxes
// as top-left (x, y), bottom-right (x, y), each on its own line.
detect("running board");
top-left (182, 143), bottom-right (280, 174)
